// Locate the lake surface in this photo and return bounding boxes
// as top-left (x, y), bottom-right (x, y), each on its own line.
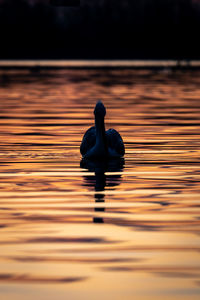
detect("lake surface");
top-left (0, 68), bottom-right (200, 300)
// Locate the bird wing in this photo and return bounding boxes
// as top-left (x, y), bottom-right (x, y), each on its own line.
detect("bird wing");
top-left (80, 126), bottom-right (96, 156)
top-left (106, 128), bottom-right (125, 157)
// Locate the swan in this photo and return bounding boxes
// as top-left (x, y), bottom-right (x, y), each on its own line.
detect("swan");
top-left (80, 101), bottom-right (125, 159)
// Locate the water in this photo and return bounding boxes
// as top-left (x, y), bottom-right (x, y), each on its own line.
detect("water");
top-left (0, 68), bottom-right (200, 300)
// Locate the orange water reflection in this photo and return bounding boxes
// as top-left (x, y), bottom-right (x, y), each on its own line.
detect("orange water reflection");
top-left (0, 69), bottom-right (200, 300)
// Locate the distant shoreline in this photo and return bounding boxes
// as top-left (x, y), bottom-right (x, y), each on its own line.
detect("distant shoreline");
top-left (0, 60), bottom-right (200, 69)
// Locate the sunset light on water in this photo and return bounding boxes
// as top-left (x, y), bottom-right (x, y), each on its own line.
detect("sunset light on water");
top-left (0, 68), bottom-right (200, 299)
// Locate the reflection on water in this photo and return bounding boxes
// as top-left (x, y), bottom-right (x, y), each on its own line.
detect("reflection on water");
top-left (0, 68), bottom-right (200, 300)
top-left (81, 158), bottom-right (124, 223)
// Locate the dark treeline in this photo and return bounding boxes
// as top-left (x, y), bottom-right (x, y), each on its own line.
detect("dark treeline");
top-left (0, 0), bottom-right (200, 59)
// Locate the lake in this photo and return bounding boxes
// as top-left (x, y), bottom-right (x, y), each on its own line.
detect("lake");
top-left (0, 68), bottom-right (200, 300)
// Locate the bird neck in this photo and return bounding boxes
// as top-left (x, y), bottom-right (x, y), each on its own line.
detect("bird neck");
top-left (95, 116), bottom-right (106, 146)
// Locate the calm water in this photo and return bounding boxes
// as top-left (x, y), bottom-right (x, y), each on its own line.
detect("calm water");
top-left (0, 68), bottom-right (200, 300)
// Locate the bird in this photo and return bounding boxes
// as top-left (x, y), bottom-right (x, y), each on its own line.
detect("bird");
top-left (80, 101), bottom-right (125, 159)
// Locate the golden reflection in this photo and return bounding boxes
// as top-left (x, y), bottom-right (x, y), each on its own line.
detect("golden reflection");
top-left (0, 69), bottom-right (200, 300)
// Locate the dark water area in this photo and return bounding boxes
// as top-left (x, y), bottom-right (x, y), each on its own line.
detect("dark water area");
top-left (0, 68), bottom-right (200, 299)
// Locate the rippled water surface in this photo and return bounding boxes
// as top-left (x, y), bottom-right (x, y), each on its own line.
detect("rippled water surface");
top-left (0, 68), bottom-right (200, 300)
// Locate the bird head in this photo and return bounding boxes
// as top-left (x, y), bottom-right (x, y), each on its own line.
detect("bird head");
top-left (94, 101), bottom-right (106, 118)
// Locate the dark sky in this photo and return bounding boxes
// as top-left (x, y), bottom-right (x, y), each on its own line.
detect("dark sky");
top-left (0, 0), bottom-right (200, 59)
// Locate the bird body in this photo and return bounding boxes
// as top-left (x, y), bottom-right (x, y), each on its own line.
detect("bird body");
top-left (80, 101), bottom-right (125, 159)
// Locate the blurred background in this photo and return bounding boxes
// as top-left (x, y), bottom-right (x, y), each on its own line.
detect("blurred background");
top-left (0, 0), bottom-right (200, 60)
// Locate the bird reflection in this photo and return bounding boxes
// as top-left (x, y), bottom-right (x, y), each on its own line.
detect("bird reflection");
top-left (80, 158), bottom-right (124, 224)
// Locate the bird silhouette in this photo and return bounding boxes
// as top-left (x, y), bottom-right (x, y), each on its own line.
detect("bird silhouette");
top-left (80, 101), bottom-right (125, 159)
